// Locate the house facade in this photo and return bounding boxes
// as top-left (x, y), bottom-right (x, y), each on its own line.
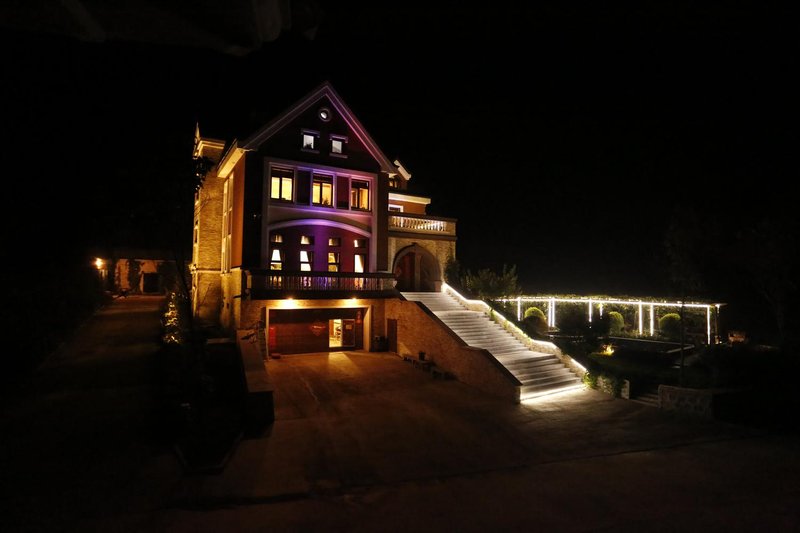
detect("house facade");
top-left (191, 82), bottom-right (456, 355)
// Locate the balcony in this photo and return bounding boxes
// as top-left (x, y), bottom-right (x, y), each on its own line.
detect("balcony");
top-left (246, 270), bottom-right (398, 299)
top-left (388, 213), bottom-right (456, 237)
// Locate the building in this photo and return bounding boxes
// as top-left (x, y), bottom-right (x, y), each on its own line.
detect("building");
top-left (93, 248), bottom-right (184, 295)
top-left (191, 82), bottom-right (457, 355)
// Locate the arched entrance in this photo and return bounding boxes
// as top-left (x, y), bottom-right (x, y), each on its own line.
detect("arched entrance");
top-left (393, 244), bottom-right (441, 292)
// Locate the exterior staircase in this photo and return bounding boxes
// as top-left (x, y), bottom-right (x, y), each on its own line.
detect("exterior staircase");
top-left (403, 291), bottom-right (582, 399)
top-left (631, 385), bottom-right (660, 407)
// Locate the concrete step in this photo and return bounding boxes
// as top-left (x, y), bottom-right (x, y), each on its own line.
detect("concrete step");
top-left (631, 391), bottom-right (660, 407)
top-left (513, 367), bottom-right (575, 381)
top-left (402, 290), bottom-right (580, 401)
top-left (520, 378), bottom-right (583, 396)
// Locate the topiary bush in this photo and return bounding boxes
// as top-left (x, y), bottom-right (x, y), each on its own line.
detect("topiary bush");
top-left (522, 306), bottom-right (548, 336)
top-left (607, 311), bottom-right (625, 335)
top-left (659, 313), bottom-right (682, 341)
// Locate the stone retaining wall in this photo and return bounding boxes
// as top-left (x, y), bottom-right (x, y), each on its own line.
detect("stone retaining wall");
top-left (386, 298), bottom-right (521, 402)
top-left (659, 385), bottom-right (713, 418)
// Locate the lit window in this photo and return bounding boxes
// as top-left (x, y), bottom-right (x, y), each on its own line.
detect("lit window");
top-left (354, 238), bottom-right (367, 248)
top-left (270, 233), bottom-right (283, 243)
top-left (351, 180), bottom-right (370, 210)
top-left (270, 249), bottom-right (283, 270)
top-left (318, 107), bottom-right (331, 121)
top-left (312, 175), bottom-right (333, 206)
top-left (354, 254), bottom-right (366, 273)
top-left (300, 250), bottom-right (313, 271)
top-left (388, 176), bottom-right (400, 189)
top-left (300, 235), bottom-right (314, 245)
top-left (302, 130), bottom-right (319, 152)
top-left (270, 168), bottom-right (294, 201)
top-left (328, 252), bottom-right (340, 272)
top-left (328, 237), bottom-right (341, 247)
top-left (330, 135), bottom-right (347, 156)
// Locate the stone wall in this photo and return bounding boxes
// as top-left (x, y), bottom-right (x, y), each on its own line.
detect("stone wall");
top-left (192, 171), bottom-right (225, 324)
top-left (388, 237), bottom-right (455, 281)
top-left (193, 271), bottom-right (222, 325)
top-left (385, 298), bottom-right (520, 402)
top-left (659, 385), bottom-right (714, 418)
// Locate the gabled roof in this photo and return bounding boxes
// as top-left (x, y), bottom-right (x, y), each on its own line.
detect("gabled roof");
top-left (241, 81), bottom-right (397, 174)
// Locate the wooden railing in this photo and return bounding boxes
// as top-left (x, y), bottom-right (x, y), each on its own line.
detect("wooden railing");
top-left (388, 213), bottom-right (456, 236)
top-left (247, 271), bottom-right (397, 293)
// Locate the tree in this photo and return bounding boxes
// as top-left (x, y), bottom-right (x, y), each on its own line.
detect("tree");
top-left (734, 217), bottom-right (797, 347)
top-left (444, 255), bottom-right (462, 288)
top-left (464, 264), bottom-right (521, 299)
top-left (665, 205), bottom-right (706, 385)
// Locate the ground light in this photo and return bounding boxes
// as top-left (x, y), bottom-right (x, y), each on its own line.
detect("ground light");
top-left (520, 384), bottom-right (587, 403)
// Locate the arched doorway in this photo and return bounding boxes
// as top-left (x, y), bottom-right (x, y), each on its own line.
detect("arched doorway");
top-left (393, 245), bottom-right (441, 292)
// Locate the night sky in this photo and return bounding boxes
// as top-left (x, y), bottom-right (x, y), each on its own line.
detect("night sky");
top-left (2, 3), bottom-right (795, 297)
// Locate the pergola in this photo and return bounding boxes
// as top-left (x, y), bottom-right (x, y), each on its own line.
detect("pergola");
top-left (498, 296), bottom-right (724, 345)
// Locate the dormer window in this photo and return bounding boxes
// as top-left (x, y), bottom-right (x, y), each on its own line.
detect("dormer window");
top-left (301, 130), bottom-right (319, 152)
top-left (330, 135), bottom-right (347, 157)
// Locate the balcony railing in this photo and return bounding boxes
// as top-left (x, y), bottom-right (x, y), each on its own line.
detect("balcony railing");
top-left (246, 270), bottom-right (397, 295)
top-left (388, 213), bottom-right (456, 236)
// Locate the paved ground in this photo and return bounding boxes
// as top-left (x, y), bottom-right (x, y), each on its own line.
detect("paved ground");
top-left (2, 296), bottom-right (799, 531)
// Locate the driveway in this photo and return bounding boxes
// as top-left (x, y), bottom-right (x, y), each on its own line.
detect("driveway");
top-left (2, 300), bottom-right (799, 531)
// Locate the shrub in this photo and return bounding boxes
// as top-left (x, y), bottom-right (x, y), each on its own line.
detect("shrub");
top-left (659, 313), bottom-right (682, 340)
top-left (556, 305), bottom-right (589, 335)
top-left (607, 311), bottom-right (625, 335)
top-left (522, 307), bottom-right (548, 336)
top-left (524, 306), bottom-right (546, 321)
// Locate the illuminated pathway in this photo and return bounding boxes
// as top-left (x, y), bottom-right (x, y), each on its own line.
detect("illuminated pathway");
top-left (403, 290), bottom-right (582, 400)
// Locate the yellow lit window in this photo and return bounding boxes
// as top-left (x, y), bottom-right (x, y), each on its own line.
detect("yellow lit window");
top-left (270, 168), bottom-right (293, 201)
top-left (328, 252), bottom-right (340, 272)
top-left (312, 175), bottom-right (333, 206)
top-left (351, 180), bottom-right (369, 210)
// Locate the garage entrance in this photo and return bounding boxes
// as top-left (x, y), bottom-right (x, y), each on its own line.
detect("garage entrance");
top-left (268, 307), bottom-right (365, 355)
